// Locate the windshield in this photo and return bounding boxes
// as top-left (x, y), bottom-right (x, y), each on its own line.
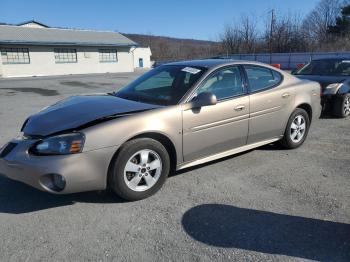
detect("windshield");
top-left (295, 60), bottom-right (350, 76)
top-left (115, 65), bottom-right (206, 105)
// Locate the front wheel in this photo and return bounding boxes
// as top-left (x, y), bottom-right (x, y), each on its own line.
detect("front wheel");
top-left (109, 138), bottom-right (170, 201)
top-left (332, 94), bottom-right (350, 118)
top-left (280, 108), bottom-right (310, 149)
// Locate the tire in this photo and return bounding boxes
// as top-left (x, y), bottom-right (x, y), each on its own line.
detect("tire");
top-left (109, 138), bottom-right (170, 201)
top-left (332, 94), bottom-right (350, 118)
top-left (280, 108), bottom-right (310, 149)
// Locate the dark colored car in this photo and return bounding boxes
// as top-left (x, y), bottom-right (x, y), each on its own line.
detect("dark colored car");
top-left (293, 58), bottom-right (350, 118)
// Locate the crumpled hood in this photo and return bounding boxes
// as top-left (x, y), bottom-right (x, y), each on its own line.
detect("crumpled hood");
top-left (23, 94), bottom-right (160, 136)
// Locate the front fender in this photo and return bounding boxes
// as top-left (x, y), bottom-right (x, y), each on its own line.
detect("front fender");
top-left (80, 105), bottom-right (183, 165)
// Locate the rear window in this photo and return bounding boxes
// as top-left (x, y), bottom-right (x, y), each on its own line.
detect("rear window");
top-left (295, 60), bottom-right (350, 76)
top-left (244, 65), bottom-right (282, 92)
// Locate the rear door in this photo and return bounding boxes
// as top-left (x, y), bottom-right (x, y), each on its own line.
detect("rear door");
top-left (182, 65), bottom-right (249, 162)
top-left (243, 65), bottom-right (294, 144)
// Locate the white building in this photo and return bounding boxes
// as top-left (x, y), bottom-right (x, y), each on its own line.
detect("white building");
top-left (132, 46), bottom-right (153, 69)
top-left (0, 21), bottom-right (152, 78)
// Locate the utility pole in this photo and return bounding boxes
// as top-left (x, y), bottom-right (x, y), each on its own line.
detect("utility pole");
top-left (269, 9), bottom-right (275, 63)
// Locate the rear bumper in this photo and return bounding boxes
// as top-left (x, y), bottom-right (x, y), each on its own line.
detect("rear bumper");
top-left (0, 139), bottom-right (118, 194)
top-left (314, 101), bottom-right (323, 119)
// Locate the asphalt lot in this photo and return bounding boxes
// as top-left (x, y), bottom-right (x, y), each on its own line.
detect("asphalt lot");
top-left (0, 71), bottom-right (349, 262)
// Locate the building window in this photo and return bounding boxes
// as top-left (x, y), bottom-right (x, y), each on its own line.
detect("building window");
top-left (99, 49), bottom-right (118, 62)
top-left (54, 48), bottom-right (77, 63)
top-left (1, 48), bottom-right (30, 64)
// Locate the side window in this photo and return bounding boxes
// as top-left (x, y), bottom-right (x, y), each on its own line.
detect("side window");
top-left (196, 66), bottom-right (244, 100)
top-left (244, 66), bottom-right (282, 92)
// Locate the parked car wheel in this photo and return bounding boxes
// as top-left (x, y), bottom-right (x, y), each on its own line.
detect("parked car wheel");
top-left (109, 138), bottom-right (170, 201)
top-left (332, 93), bottom-right (350, 118)
top-left (280, 108), bottom-right (310, 149)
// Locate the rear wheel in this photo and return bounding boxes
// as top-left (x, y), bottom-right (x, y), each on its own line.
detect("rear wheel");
top-left (332, 94), bottom-right (350, 118)
top-left (280, 108), bottom-right (310, 149)
top-left (109, 138), bottom-right (170, 201)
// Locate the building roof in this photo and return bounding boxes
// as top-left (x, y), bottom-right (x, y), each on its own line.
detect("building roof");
top-left (0, 25), bottom-right (137, 47)
top-left (17, 20), bottom-right (49, 28)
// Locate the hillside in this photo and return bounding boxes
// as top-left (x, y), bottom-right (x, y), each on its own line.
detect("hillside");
top-left (124, 33), bottom-right (223, 61)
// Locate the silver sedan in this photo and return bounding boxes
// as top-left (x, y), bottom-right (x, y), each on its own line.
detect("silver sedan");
top-left (0, 59), bottom-right (321, 200)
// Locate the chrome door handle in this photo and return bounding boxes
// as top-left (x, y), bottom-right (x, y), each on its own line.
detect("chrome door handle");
top-left (282, 93), bottom-right (290, 98)
top-left (234, 105), bottom-right (245, 111)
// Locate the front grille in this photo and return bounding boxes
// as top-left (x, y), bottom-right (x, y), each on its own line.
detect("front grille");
top-left (0, 142), bottom-right (17, 158)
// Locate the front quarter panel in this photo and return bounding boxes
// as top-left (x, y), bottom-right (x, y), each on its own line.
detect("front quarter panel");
top-left (81, 105), bottom-right (183, 165)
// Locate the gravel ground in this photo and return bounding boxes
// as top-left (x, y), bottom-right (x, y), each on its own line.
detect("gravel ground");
top-left (0, 72), bottom-right (349, 262)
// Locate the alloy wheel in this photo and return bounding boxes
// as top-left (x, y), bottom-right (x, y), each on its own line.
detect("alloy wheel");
top-left (344, 96), bottom-right (350, 116)
top-left (290, 115), bottom-right (306, 143)
top-left (123, 149), bottom-right (162, 192)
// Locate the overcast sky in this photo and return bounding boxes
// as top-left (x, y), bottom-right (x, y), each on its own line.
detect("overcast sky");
top-left (2, 0), bottom-right (320, 40)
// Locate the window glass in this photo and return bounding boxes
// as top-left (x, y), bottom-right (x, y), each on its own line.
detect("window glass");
top-left (244, 66), bottom-right (282, 92)
top-left (196, 66), bottom-right (244, 100)
top-left (295, 60), bottom-right (350, 76)
top-left (54, 48), bottom-right (77, 63)
top-left (116, 65), bottom-right (206, 105)
top-left (135, 71), bottom-right (174, 91)
top-left (99, 49), bottom-right (118, 62)
top-left (1, 48), bottom-right (30, 64)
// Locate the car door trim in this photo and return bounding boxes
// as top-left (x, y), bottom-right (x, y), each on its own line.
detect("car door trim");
top-left (249, 105), bottom-right (283, 118)
top-left (177, 137), bottom-right (280, 170)
top-left (189, 113), bottom-right (249, 133)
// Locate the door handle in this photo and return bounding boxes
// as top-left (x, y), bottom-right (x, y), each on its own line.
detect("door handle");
top-left (282, 93), bottom-right (290, 98)
top-left (234, 105), bottom-right (245, 111)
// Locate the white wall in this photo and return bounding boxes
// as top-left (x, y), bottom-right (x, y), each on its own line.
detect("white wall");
top-left (133, 47), bottom-right (152, 68)
top-left (0, 45), bottom-right (134, 77)
top-left (0, 53), bottom-right (3, 77)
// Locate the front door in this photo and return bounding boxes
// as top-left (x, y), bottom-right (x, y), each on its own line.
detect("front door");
top-left (182, 66), bottom-right (249, 162)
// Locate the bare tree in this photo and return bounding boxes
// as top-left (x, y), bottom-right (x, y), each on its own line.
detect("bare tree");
top-left (219, 15), bottom-right (258, 54)
top-left (303, 0), bottom-right (342, 43)
top-left (264, 13), bottom-right (309, 53)
top-left (239, 15), bottom-right (258, 53)
top-left (220, 24), bottom-right (242, 55)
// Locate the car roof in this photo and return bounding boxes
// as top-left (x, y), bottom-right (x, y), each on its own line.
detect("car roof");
top-left (164, 59), bottom-right (262, 69)
top-left (311, 57), bottom-right (350, 62)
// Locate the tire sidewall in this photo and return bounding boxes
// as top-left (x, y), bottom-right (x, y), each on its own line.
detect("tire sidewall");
top-left (340, 94), bottom-right (350, 118)
top-left (110, 138), bottom-right (170, 201)
top-left (283, 108), bottom-right (310, 149)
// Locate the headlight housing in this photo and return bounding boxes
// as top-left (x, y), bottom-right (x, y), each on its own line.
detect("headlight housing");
top-left (30, 133), bottom-right (85, 155)
top-left (326, 83), bottom-right (342, 89)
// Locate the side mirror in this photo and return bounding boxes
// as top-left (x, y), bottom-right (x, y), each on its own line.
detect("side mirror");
top-left (191, 92), bottom-right (217, 108)
top-left (291, 69), bottom-right (297, 75)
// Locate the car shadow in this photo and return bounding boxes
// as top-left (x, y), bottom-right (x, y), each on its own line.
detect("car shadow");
top-left (0, 176), bottom-right (124, 214)
top-left (182, 204), bottom-right (350, 261)
top-left (319, 114), bottom-right (341, 119)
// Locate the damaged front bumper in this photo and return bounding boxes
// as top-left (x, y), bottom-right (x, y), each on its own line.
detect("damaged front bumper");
top-left (0, 138), bottom-right (118, 194)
